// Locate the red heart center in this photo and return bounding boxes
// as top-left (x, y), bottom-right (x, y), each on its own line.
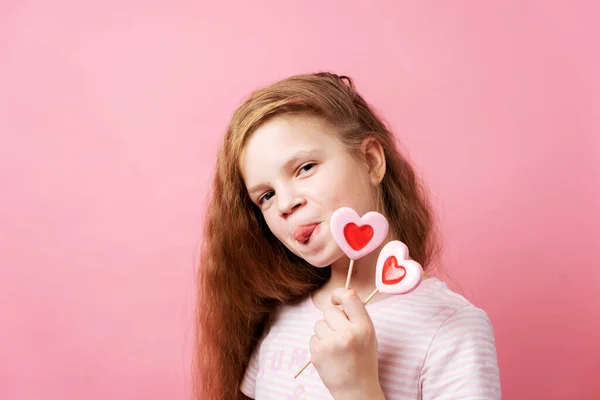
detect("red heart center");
top-left (382, 256), bottom-right (406, 285)
top-left (343, 223), bottom-right (374, 250)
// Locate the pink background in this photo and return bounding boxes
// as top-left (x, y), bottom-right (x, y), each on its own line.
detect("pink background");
top-left (1, 1), bottom-right (599, 399)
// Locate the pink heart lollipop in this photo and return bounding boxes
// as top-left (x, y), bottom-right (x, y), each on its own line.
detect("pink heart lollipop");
top-left (330, 207), bottom-right (389, 259)
top-left (363, 240), bottom-right (423, 303)
top-left (330, 207), bottom-right (389, 289)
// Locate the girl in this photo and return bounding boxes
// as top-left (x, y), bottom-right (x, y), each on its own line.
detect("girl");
top-left (196, 72), bottom-right (501, 399)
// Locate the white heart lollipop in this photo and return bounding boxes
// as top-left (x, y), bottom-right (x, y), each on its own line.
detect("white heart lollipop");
top-left (364, 240), bottom-right (424, 304)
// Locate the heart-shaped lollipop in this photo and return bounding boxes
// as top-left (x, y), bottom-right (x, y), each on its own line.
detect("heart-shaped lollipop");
top-left (374, 240), bottom-right (423, 295)
top-left (330, 207), bottom-right (389, 260)
top-left (329, 207), bottom-right (389, 289)
top-left (361, 240), bottom-right (424, 305)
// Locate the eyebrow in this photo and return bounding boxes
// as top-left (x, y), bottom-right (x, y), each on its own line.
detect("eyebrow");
top-left (246, 149), bottom-right (323, 196)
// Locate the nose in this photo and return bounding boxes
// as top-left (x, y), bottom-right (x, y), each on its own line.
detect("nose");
top-left (276, 186), bottom-right (305, 218)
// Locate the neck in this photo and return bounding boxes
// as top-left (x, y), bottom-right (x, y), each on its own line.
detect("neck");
top-left (327, 251), bottom-right (379, 295)
top-left (312, 242), bottom-right (389, 310)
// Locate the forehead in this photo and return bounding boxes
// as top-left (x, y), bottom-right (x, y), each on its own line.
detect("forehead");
top-left (248, 115), bottom-right (339, 152)
top-left (239, 115), bottom-right (343, 181)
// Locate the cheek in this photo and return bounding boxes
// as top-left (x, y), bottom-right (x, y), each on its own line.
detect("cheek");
top-left (339, 171), bottom-right (378, 210)
top-left (263, 212), bottom-right (286, 239)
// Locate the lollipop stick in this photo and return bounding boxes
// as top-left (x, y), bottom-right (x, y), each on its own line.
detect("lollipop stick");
top-left (294, 287), bottom-right (380, 379)
top-left (294, 359), bottom-right (311, 379)
top-left (363, 287), bottom-right (379, 305)
top-left (344, 259), bottom-right (355, 289)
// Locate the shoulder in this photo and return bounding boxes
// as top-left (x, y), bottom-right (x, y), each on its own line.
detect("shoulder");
top-left (369, 277), bottom-right (498, 357)
top-left (417, 279), bottom-right (501, 399)
top-left (439, 302), bottom-right (495, 335)
top-left (407, 277), bottom-right (497, 357)
top-left (427, 302), bottom-right (497, 364)
top-left (418, 277), bottom-right (476, 311)
top-left (372, 277), bottom-right (488, 330)
top-left (418, 278), bottom-right (496, 340)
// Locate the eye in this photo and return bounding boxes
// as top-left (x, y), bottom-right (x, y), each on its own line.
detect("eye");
top-left (258, 191), bottom-right (274, 205)
top-left (298, 162), bottom-right (316, 175)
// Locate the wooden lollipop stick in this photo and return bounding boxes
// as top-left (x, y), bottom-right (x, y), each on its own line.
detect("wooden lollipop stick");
top-left (344, 259), bottom-right (355, 289)
top-left (294, 286), bottom-right (380, 379)
top-left (294, 359), bottom-right (311, 379)
top-left (363, 287), bottom-right (379, 305)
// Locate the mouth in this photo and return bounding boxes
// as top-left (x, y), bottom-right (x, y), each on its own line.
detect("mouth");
top-left (293, 223), bottom-right (320, 245)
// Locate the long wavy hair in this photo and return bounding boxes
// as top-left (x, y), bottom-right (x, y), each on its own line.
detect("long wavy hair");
top-left (194, 72), bottom-right (440, 400)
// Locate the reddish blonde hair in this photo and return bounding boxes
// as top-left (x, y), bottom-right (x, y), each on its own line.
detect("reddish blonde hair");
top-left (195, 72), bottom-right (439, 399)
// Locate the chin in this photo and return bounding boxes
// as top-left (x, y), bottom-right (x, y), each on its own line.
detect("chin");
top-left (303, 248), bottom-right (343, 269)
top-left (306, 259), bottom-right (332, 268)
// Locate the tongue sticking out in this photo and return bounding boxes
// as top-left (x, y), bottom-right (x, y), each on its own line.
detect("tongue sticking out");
top-left (294, 224), bottom-right (318, 243)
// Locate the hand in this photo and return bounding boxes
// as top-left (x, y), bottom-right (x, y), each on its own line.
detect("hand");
top-left (309, 288), bottom-right (384, 399)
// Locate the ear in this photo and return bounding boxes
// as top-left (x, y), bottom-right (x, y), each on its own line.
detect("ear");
top-left (360, 137), bottom-right (386, 185)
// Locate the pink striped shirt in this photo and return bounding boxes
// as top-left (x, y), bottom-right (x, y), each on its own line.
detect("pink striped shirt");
top-left (240, 277), bottom-right (501, 399)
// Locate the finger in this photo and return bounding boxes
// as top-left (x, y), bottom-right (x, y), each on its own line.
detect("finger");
top-left (323, 305), bottom-right (350, 331)
top-left (309, 334), bottom-right (320, 355)
top-left (331, 288), bottom-right (355, 306)
top-left (313, 319), bottom-right (329, 339)
top-left (331, 287), bottom-right (372, 325)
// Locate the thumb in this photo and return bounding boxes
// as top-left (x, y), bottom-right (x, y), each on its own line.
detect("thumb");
top-left (331, 288), bottom-right (372, 325)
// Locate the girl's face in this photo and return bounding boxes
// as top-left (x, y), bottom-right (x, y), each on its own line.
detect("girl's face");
top-left (240, 115), bottom-right (385, 268)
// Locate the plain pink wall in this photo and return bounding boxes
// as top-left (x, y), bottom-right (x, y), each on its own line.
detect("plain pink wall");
top-left (1, 1), bottom-right (598, 399)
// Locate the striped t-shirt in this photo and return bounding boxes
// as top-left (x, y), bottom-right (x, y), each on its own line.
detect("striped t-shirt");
top-left (240, 277), bottom-right (501, 399)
